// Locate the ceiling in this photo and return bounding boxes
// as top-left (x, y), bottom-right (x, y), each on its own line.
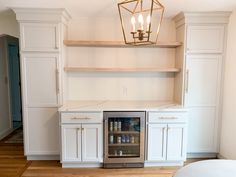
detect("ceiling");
top-left (0, 0), bottom-right (236, 18)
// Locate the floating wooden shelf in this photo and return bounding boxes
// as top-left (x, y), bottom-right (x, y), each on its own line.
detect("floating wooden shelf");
top-left (64, 67), bottom-right (181, 73)
top-left (63, 40), bottom-right (182, 48)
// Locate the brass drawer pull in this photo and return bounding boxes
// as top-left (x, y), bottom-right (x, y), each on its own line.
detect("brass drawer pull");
top-left (159, 117), bottom-right (178, 120)
top-left (71, 117), bottom-right (91, 120)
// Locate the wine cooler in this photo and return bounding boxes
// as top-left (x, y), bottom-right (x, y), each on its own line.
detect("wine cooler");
top-left (103, 111), bottom-right (145, 168)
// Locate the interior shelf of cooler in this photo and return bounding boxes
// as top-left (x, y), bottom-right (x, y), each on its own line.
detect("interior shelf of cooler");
top-left (108, 154), bottom-right (140, 158)
top-left (109, 131), bottom-right (140, 134)
top-left (109, 143), bottom-right (139, 146)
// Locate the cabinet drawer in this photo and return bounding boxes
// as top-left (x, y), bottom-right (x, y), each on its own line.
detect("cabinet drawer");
top-left (20, 23), bottom-right (59, 52)
top-left (148, 112), bottom-right (187, 123)
top-left (61, 112), bottom-right (103, 124)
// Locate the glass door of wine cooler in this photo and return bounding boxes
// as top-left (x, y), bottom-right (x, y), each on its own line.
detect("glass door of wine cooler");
top-left (103, 112), bottom-right (145, 167)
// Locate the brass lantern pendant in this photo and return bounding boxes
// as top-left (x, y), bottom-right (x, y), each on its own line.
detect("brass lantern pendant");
top-left (118, 0), bottom-right (164, 45)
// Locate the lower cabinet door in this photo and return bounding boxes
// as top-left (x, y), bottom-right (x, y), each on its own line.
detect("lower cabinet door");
top-left (147, 124), bottom-right (167, 161)
top-left (166, 124), bottom-right (187, 161)
top-left (61, 124), bottom-right (82, 162)
top-left (187, 107), bottom-right (217, 153)
top-left (26, 108), bottom-right (59, 155)
top-left (81, 124), bottom-right (103, 162)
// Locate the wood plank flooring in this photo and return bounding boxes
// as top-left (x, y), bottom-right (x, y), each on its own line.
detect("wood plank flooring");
top-left (0, 130), bottom-right (213, 177)
top-left (22, 161), bottom-right (179, 177)
top-left (0, 144), bottom-right (29, 177)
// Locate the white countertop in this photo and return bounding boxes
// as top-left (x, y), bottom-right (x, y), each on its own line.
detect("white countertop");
top-left (59, 100), bottom-right (187, 112)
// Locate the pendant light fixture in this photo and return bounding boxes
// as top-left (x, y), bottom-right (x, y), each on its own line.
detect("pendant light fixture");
top-left (118, 0), bottom-right (164, 45)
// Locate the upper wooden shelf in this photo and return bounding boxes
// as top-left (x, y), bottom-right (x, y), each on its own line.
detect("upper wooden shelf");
top-left (63, 40), bottom-right (182, 48)
top-left (64, 67), bottom-right (181, 73)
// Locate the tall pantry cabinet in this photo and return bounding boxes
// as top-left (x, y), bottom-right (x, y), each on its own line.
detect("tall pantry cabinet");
top-left (174, 12), bottom-right (231, 156)
top-left (13, 8), bottom-right (70, 159)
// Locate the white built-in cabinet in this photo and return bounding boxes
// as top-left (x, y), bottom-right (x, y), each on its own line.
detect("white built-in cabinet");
top-left (186, 26), bottom-right (225, 54)
top-left (20, 23), bottom-right (60, 52)
top-left (174, 12), bottom-right (230, 156)
top-left (13, 8), bottom-right (70, 158)
top-left (60, 112), bottom-right (103, 167)
top-left (61, 124), bottom-right (103, 163)
top-left (26, 108), bottom-right (59, 155)
top-left (22, 53), bottom-right (61, 107)
top-left (13, 7), bottom-right (231, 163)
top-left (146, 111), bottom-right (187, 165)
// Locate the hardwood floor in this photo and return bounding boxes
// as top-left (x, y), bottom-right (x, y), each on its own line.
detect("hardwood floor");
top-left (0, 141), bottom-right (179, 177)
top-left (23, 161), bottom-right (179, 177)
top-left (0, 143), bottom-right (28, 177)
top-left (0, 131), bottom-right (212, 177)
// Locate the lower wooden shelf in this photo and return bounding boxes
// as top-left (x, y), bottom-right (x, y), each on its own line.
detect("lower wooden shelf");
top-left (64, 67), bottom-right (181, 73)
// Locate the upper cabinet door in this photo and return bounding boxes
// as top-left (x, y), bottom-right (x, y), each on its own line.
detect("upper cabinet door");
top-left (186, 25), bottom-right (224, 54)
top-left (185, 55), bottom-right (222, 107)
top-left (20, 23), bottom-right (59, 52)
top-left (22, 53), bottom-right (61, 107)
top-left (81, 124), bottom-right (103, 162)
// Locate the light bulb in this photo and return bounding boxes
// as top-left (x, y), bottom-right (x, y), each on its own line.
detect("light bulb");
top-left (147, 15), bottom-right (151, 24)
top-left (146, 15), bottom-right (151, 31)
top-left (138, 14), bottom-right (144, 30)
top-left (131, 16), bottom-right (136, 25)
top-left (131, 16), bottom-right (136, 32)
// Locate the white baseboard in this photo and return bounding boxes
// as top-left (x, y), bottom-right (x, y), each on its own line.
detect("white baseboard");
top-left (27, 155), bottom-right (60, 160)
top-left (0, 128), bottom-right (14, 140)
top-left (144, 161), bottom-right (184, 167)
top-left (62, 163), bottom-right (102, 168)
top-left (187, 153), bottom-right (217, 158)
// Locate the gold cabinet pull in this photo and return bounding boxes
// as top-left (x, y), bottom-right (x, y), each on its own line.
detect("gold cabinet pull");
top-left (159, 117), bottom-right (178, 120)
top-left (71, 117), bottom-right (91, 120)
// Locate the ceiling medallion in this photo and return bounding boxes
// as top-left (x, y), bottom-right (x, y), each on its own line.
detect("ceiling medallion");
top-left (118, 0), bottom-right (164, 45)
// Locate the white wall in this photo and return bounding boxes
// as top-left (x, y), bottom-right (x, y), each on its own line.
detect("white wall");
top-left (220, 9), bottom-right (236, 159)
top-left (0, 10), bottom-right (19, 139)
top-left (66, 17), bottom-right (177, 101)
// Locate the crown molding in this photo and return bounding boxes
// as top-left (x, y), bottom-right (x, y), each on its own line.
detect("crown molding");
top-left (11, 7), bottom-right (71, 24)
top-left (173, 11), bottom-right (232, 28)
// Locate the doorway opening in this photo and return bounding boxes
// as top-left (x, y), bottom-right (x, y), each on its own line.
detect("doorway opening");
top-left (0, 34), bottom-right (23, 144)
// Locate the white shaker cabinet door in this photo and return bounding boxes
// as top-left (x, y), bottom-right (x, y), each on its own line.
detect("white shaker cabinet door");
top-left (185, 55), bottom-right (222, 107)
top-left (184, 55), bottom-right (222, 153)
top-left (61, 124), bottom-right (82, 162)
top-left (166, 124), bottom-right (187, 161)
top-left (186, 25), bottom-right (224, 54)
top-left (22, 53), bottom-right (61, 107)
top-left (187, 107), bottom-right (217, 153)
top-left (81, 124), bottom-right (103, 162)
top-left (147, 124), bottom-right (167, 161)
top-left (25, 108), bottom-right (59, 155)
top-left (20, 23), bottom-right (59, 52)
